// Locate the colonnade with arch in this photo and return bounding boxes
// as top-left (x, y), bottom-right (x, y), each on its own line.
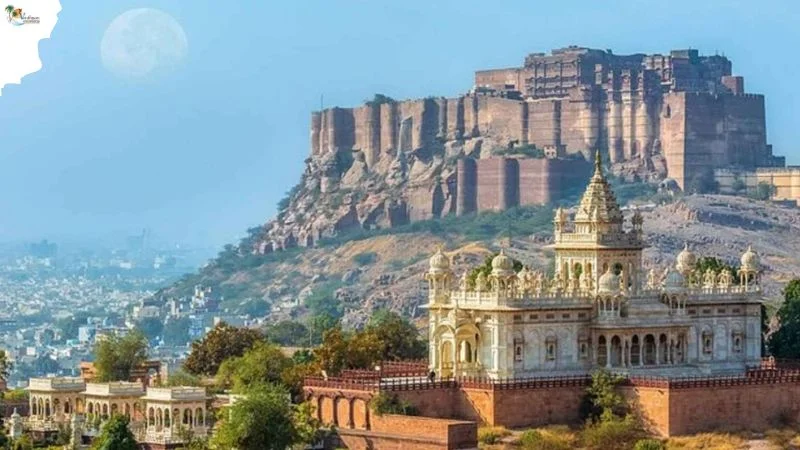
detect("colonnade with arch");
top-left (145, 404), bottom-right (206, 431)
top-left (594, 330), bottom-right (688, 368)
top-left (29, 394), bottom-right (80, 422)
top-left (83, 397), bottom-right (141, 422)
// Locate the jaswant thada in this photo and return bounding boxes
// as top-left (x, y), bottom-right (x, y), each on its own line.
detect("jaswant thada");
top-left (425, 150), bottom-right (763, 379)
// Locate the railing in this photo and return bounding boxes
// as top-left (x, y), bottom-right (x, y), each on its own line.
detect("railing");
top-left (380, 360), bottom-right (429, 377)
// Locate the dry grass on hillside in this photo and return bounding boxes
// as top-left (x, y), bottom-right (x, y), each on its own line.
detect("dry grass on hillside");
top-left (664, 433), bottom-right (747, 450)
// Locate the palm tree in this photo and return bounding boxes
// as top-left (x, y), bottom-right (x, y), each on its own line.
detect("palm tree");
top-left (4, 5), bottom-right (14, 20)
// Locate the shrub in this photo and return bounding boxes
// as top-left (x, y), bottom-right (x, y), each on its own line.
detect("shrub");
top-left (477, 426), bottom-right (511, 445)
top-left (368, 392), bottom-right (418, 417)
top-left (633, 438), bottom-right (665, 450)
top-left (581, 415), bottom-right (643, 450)
top-left (352, 251), bottom-right (378, 266)
top-left (518, 427), bottom-right (575, 450)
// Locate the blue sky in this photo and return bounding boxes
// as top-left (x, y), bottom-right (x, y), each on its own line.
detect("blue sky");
top-left (1, 0), bottom-right (799, 247)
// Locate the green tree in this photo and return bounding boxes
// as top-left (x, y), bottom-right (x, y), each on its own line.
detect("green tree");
top-left (163, 317), bottom-right (192, 346)
top-left (210, 383), bottom-right (318, 450)
top-left (184, 322), bottom-right (264, 375)
top-left (366, 310), bottom-right (426, 361)
top-left (93, 331), bottom-right (148, 382)
top-left (694, 256), bottom-right (740, 284)
top-left (752, 181), bottom-right (777, 201)
top-left (163, 369), bottom-right (201, 387)
top-left (0, 349), bottom-right (12, 382)
top-left (91, 415), bottom-right (137, 450)
top-left (264, 321), bottom-right (309, 347)
top-left (583, 370), bottom-right (626, 422)
top-left (56, 311), bottom-right (91, 341)
top-left (136, 317), bottom-right (164, 342)
top-left (314, 327), bottom-right (382, 375)
top-left (768, 279), bottom-right (800, 357)
top-left (467, 253), bottom-right (523, 288)
top-left (216, 341), bottom-right (292, 393)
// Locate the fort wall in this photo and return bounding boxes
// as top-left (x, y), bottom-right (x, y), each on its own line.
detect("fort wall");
top-left (456, 157), bottom-right (591, 215)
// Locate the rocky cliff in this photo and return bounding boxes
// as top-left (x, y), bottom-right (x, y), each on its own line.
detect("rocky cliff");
top-left (256, 94), bottom-right (668, 254)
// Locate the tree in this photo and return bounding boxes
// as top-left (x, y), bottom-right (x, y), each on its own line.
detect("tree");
top-left (163, 317), bottom-right (192, 346)
top-left (56, 311), bottom-right (91, 341)
top-left (264, 321), bottom-right (309, 347)
top-left (163, 369), bottom-right (201, 387)
top-left (216, 341), bottom-right (292, 393)
top-left (210, 383), bottom-right (318, 450)
top-left (93, 331), bottom-right (148, 382)
top-left (314, 327), bottom-right (382, 375)
top-left (694, 257), bottom-right (740, 284)
top-left (366, 310), bottom-right (426, 361)
top-left (0, 349), bottom-right (12, 382)
top-left (582, 370), bottom-right (626, 422)
top-left (686, 169), bottom-right (718, 195)
top-left (184, 322), bottom-right (264, 375)
top-left (752, 181), bottom-right (777, 201)
top-left (467, 253), bottom-right (523, 288)
top-left (92, 415), bottom-right (137, 450)
top-left (136, 317), bottom-right (164, 342)
top-left (768, 279), bottom-right (800, 358)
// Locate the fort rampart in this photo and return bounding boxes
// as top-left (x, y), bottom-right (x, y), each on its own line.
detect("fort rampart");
top-left (304, 361), bottom-right (800, 448)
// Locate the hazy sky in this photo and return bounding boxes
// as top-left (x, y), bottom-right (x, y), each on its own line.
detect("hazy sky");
top-left (2, 0), bottom-right (800, 247)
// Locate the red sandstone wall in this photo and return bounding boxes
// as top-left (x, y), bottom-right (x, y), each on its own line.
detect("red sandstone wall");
top-left (661, 92), bottom-right (687, 188)
top-left (667, 384), bottom-right (800, 435)
top-left (491, 386), bottom-right (586, 428)
top-left (517, 159), bottom-right (550, 205)
top-left (621, 386), bottom-right (670, 436)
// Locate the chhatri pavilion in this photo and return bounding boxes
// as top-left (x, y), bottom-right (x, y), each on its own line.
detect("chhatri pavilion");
top-left (425, 151), bottom-right (763, 379)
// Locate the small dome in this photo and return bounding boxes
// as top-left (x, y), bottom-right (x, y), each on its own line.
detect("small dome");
top-left (598, 267), bottom-right (620, 294)
top-left (740, 245), bottom-right (760, 272)
top-left (663, 268), bottom-right (686, 293)
top-left (676, 243), bottom-right (696, 274)
top-left (491, 249), bottom-right (515, 275)
top-left (428, 247), bottom-right (450, 272)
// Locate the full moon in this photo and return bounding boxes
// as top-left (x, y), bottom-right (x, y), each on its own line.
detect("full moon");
top-left (101, 8), bottom-right (188, 80)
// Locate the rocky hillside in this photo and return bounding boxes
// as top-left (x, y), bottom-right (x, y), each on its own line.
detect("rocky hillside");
top-left (253, 95), bottom-right (666, 254)
top-left (158, 194), bottom-right (800, 328)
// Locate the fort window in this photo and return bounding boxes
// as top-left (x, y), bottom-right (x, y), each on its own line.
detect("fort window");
top-left (631, 336), bottom-right (641, 366)
top-left (664, 105), bottom-right (671, 118)
top-left (688, 309), bottom-right (696, 315)
top-left (702, 332), bottom-right (714, 354)
top-left (529, 314), bottom-right (538, 320)
top-left (733, 333), bottom-right (743, 353)
top-left (717, 308), bottom-right (726, 314)
top-left (597, 336), bottom-right (607, 366)
top-left (732, 308), bottom-right (741, 313)
top-left (578, 313), bottom-right (587, 319)
top-left (702, 309), bottom-right (711, 315)
top-left (513, 314), bottom-right (522, 322)
top-left (546, 313), bottom-right (555, 320)
top-left (643, 334), bottom-right (656, 365)
top-left (562, 313), bottom-right (571, 319)
top-left (545, 338), bottom-right (557, 361)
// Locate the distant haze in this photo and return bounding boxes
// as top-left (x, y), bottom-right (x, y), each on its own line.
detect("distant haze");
top-left (1, 0), bottom-right (799, 248)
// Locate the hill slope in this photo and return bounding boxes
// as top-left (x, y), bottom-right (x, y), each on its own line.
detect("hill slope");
top-left (157, 194), bottom-right (799, 327)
